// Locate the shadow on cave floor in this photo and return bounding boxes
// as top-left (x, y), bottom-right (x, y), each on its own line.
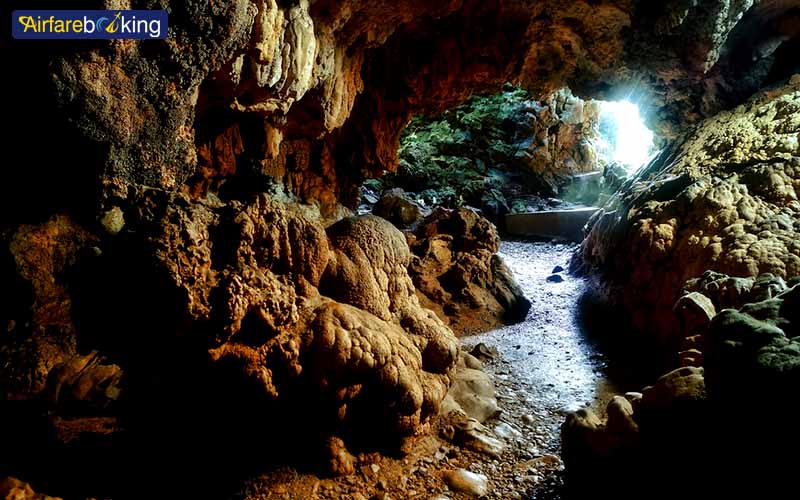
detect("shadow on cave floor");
top-left (460, 237), bottom-right (666, 498)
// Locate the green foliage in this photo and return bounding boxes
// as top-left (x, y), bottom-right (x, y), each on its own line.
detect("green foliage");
top-left (382, 84), bottom-right (531, 208)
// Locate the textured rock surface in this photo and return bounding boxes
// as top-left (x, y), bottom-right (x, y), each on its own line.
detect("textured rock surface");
top-left (134, 194), bottom-right (460, 451)
top-left (705, 282), bottom-right (800, 401)
top-left (372, 189), bottom-right (425, 229)
top-left (441, 353), bottom-right (501, 424)
top-left (408, 208), bottom-right (531, 335)
top-left (578, 77), bottom-right (800, 346)
top-left (0, 216), bottom-right (93, 398)
top-left (2, 0), bottom-right (800, 496)
top-left (562, 277), bottom-right (800, 497)
top-left (0, 193), bottom-right (459, 495)
top-left (6, 0), bottom-right (798, 219)
top-left (0, 478), bottom-right (62, 500)
top-left (517, 88), bottom-right (602, 194)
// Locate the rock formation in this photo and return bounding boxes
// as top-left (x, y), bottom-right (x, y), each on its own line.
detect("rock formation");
top-left (408, 208), bottom-right (531, 335)
top-left (0, 191), bottom-right (459, 495)
top-left (0, 477), bottom-right (61, 500)
top-left (516, 88), bottom-right (602, 194)
top-left (1, 0), bottom-right (800, 496)
top-left (578, 77), bottom-right (800, 347)
top-left (6, 0), bottom-right (797, 220)
top-left (562, 272), bottom-right (800, 497)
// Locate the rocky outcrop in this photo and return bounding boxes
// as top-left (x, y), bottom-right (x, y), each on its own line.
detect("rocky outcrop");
top-left (562, 274), bottom-right (800, 497)
top-left (0, 478), bottom-right (62, 500)
top-left (578, 77), bottom-right (800, 347)
top-left (516, 88), bottom-right (602, 195)
top-left (407, 208), bottom-right (531, 335)
top-left (126, 193), bottom-right (459, 453)
top-left (0, 192), bottom-right (459, 495)
top-left (704, 278), bottom-right (800, 401)
top-left (372, 189), bottom-right (425, 228)
top-left (0, 216), bottom-right (113, 401)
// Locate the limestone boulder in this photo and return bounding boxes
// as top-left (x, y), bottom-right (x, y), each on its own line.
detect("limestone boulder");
top-left (409, 208), bottom-right (530, 335)
top-left (372, 189), bottom-right (425, 228)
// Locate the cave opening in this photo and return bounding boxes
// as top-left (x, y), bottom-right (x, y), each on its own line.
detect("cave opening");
top-left (595, 98), bottom-right (656, 174)
top-left (364, 85), bottom-right (660, 234)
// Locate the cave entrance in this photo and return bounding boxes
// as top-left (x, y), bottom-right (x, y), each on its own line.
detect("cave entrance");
top-left (596, 98), bottom-right (657, 175)
top-left (361, 85), bottom-right (659, 238)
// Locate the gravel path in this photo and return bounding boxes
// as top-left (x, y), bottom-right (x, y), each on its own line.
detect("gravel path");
top-left (453, 239), bottom-right (623, 499)
top-left (467, 239), bottom-right (620, 452)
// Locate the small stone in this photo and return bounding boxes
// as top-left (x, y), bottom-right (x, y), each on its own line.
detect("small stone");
top-left (462, 352), bottom-right (483, 370)
top-left (521, 414), bottom-right (536, 425)
top-left (370, 494), bottom-right (391, 500)
top-left (546, 274), bottom-right (564, 283)
top-left (469, 343), bottom-right (498, 361)
top-left (100, 206), bottom-right (125, 235)
top-left (494, 422), bottom-right (521, 439)
top-left (370, 464), bottom-right (381, 474)
top-left (552, 265), bottom-right (564, 273)
top-left (442, 469), bottom-right (489, 497)
top-left (455, 419), bottom-right (506, 458)
top-left (673, 292), bottom-right (716, 336)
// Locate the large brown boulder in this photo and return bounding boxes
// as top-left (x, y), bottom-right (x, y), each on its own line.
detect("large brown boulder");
top-left (372, 189), bottom-right (425, 228)
top-left (131, 193), bottom-right (460, 456)
top-left (408, 208), bottom-right (531, 335)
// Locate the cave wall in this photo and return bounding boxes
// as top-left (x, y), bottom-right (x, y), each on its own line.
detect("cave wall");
top-left (1, 0), bottom-right (800, 492)
top-left (577, 76), bottom-right (800, 347)
top-left (4, 0), bottom-right (798, 221)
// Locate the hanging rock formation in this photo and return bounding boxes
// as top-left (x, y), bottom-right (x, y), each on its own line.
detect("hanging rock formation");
top-left (6, 0), bottom-right (798, 219)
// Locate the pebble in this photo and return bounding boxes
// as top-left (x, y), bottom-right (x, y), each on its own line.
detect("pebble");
top-left (546, 274), bottom-right (564, 283)
top-left (370, 464), bottom-right (381, 474)
top-left (442, 469), bottom-right (489, 497)
top-left (494, 421), bottom-right (521, 439)
top-left (552, 265), bottom-right (564, 273)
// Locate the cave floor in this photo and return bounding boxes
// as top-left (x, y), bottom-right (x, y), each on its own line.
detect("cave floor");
top-left (239, 240), bottom-right (620, 500)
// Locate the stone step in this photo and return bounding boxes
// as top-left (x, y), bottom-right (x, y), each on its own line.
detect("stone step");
top-left (505, 208), bottom-right (600, 242)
